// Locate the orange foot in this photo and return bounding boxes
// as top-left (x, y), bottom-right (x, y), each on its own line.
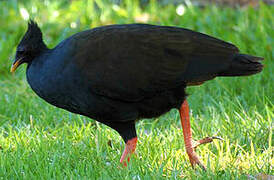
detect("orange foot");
top-left (120, 137), bottom-right (137, 167)
top-left (179, 100), bottom-right (223, 170)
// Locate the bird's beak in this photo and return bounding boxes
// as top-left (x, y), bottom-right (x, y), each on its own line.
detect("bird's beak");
top-left (10, 58), bottom-right (23, 73)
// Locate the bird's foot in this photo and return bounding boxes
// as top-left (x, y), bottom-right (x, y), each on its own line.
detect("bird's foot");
top-left (192, 136), bottom-right (223, 149)
top-left (186, 149), bottom-right (206, 170)
top-left (119, 137), bottom-right (137, 167)
top-left (186, 136), bottom-right (223, 170)
top-left (179, 100), bottom-right (223, 170)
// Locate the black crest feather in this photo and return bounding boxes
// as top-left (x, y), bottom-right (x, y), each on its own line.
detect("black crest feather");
top-left (26, 20), bottom-right (43, 39)
top-left (18, 20), bottom-right (47, 51)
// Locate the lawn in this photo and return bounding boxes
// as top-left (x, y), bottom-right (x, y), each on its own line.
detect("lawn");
top-left (0, 0), bottom-right (273, 179)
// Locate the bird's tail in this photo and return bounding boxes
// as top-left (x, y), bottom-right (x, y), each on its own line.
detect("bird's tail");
top-left (218, 54), bottom-right (264, 76)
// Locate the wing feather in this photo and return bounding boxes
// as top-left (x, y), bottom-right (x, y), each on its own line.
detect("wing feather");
top-left (73, 24), bottom-right (238, 101)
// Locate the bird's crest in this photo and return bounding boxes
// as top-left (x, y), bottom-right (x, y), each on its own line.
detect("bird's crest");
top-left (27, 20), bottom-right (43, 37)
top-left (17, 19), bottom-right (46, 52)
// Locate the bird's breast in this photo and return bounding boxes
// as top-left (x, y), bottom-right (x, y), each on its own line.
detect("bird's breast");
top-left (26, 55), bottom-right (95, 115)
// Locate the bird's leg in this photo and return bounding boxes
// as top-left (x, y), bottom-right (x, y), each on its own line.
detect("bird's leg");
top-left (179, 100), bottom-right (205, 170)
top-left (179, 100), bottom-right (222, 170)
top-left (120, 137), bottom-right (137, 167)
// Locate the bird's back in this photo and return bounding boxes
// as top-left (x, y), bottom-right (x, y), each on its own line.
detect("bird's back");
top-left (68, 24), bottom-right (238, 101)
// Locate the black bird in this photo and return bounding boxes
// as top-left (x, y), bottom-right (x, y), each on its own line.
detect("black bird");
top-left (11, 21), bottom-right (263, 169)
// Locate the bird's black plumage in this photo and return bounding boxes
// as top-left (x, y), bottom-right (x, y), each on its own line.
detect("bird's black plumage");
top-left (12, 21), bottom-right (263, 143)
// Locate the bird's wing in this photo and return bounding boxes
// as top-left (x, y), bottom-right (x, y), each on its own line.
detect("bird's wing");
top-left (73, 24), bottom-right (239, 101)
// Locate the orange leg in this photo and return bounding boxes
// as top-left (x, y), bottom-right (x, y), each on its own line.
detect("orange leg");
top-left (179, 100), bottom-right (222, 170)
top-left (120, 137), bottom-right (137, 167)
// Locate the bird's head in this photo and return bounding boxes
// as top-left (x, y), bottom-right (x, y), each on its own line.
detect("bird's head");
top-left (11, 20), bottom-right (48, 72)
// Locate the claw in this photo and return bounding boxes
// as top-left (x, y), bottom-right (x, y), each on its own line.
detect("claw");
top-left (211, 136), bottom-right (224, 141)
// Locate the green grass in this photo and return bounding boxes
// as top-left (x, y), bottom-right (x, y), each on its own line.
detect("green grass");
top-left (0, 0), bottom-right (273, 179)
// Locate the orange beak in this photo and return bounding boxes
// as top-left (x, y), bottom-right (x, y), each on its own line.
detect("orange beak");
top-left (10, 58), bottom-right (23, 73)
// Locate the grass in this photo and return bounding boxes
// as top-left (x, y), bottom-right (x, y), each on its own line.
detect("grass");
top-left (0, 0), bottom-right (273, 179)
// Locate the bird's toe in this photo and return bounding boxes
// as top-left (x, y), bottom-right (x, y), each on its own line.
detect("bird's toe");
top-left (193, 136), bottom-right (223, 149)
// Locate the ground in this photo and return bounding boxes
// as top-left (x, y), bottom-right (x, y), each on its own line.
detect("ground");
top-left (0, 1), bottom-right (273, 179)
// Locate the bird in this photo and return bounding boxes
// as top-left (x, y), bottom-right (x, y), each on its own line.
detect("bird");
top-left (11, 20), bottom-right (263, 170)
